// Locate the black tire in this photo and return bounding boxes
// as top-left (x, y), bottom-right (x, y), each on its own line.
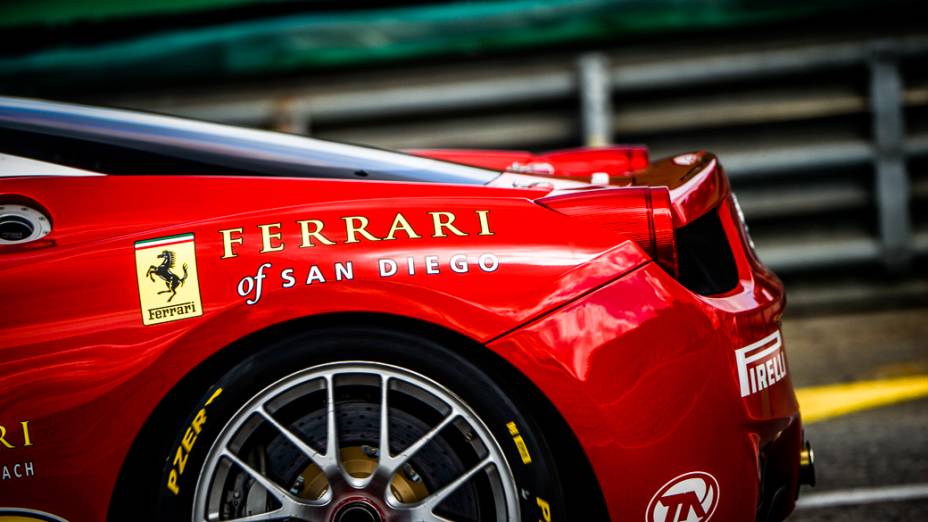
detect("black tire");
top-left (149, 326), bottom-right (565, 521)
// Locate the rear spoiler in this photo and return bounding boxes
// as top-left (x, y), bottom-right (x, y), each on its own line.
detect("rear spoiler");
top-left (410, 147), bottom-right (733, 278)
top-left (534, 151), bottom-right (730, 277)
top-left (407, 146), bottom-right (649, 181)
top-left (628, 151), bottom-right (730, 228)
top-left (411, 147), bottom-right (728, 228)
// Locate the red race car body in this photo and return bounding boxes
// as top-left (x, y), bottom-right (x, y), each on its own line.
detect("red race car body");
top-left (0, 98), bottom-right (811, 522)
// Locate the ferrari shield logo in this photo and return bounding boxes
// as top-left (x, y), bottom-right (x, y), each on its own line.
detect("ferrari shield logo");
top-left (135, 233), bottom-right (203, 326)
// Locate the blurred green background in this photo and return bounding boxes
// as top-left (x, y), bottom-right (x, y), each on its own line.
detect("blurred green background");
top-left (0, 0), bottom-right (918, 95)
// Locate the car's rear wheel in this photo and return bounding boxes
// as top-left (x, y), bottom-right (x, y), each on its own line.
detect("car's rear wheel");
top-left (153, 327), bottom-right (565, 521)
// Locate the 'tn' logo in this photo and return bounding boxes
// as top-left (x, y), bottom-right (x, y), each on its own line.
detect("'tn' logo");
top-left (647, 471), bottom-right (719, 522)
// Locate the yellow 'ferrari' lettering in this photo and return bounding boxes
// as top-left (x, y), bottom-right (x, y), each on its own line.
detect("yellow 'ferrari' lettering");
top-left (343, 216), bottom-right (382, 243)
top-left (21, 421), bottom-right (32, 447)
top-left (258, 223), bottom-right (285, 253)
top-left (0, 421), bottom-right (33, 449)
top-left (220, 210), bottom-right (495, 256)
top-left (384, 213), bottom-right (422, 240)
top-left (297, 219), bottom-right (336, 247)
top-left (219, 227), bottom-right (244, 259)
top-left (0, 425), bottom-right (13, 448)
top-left (428, 211), bottom-right (467, 238)
top-left (476, 210), bottom-right (495, 236)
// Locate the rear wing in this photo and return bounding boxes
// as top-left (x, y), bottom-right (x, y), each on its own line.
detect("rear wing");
top-left (407, 146), bottom-right (649, 181)
top-left (629, 152), bottom-right (729, 227)
top-left (410, 147), bottom-right (728, 227)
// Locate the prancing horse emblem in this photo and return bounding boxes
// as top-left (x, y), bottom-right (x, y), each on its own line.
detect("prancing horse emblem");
top-left (146, 250), bottom-right (188, 302)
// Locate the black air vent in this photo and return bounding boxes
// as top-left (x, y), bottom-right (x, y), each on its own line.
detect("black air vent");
top-left (676, 209), bottom-right (739, 295)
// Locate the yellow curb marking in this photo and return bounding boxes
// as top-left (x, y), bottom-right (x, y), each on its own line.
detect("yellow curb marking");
top-left (797, 374), bottom-right (928, 424)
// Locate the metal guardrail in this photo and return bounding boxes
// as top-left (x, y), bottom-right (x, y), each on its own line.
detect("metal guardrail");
top-left (123, 35), bottom-right (928, 275)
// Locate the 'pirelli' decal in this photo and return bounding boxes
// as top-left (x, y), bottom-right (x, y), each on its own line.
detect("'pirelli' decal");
top-left (735, 331), bottom-right (787, 397)
top-left (135, 233), bottom-right (203, 326)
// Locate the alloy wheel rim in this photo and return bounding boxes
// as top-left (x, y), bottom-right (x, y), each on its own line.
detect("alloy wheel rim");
top-left (193, 361), bottom-right (520, 521)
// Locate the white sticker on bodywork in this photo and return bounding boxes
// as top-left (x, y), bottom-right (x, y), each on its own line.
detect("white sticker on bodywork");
top-left (647, 471), bottom-right (720, 522)
top-left (735, 331), bottom-right (787, 397)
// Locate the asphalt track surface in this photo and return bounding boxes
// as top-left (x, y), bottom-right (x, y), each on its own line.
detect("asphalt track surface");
top-left (784, 308), bottom-right (928, 521)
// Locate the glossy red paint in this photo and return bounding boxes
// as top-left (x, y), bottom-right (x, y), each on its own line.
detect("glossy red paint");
top-left (538, 187), bottom-right (678, 275)
top-left (490, 195), bottom-right (798, 520)
top-left (0, 149), bottom-right (801, 521)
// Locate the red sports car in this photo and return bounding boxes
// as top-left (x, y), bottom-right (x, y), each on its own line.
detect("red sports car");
top-left (0, 97), bottom-right (813, 522)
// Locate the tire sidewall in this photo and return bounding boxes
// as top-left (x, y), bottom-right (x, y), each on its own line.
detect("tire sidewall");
top-left (153, 327), bottom-right (563, 521)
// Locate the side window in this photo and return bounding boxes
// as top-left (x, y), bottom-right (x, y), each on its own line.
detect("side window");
top-left (0, 120), bottom-right (496, 184)
top-left (0, 128), bottom-right (240, 175)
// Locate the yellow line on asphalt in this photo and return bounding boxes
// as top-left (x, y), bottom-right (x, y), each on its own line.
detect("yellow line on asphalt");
top-left (797, 374), bottom-right (928, 424)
